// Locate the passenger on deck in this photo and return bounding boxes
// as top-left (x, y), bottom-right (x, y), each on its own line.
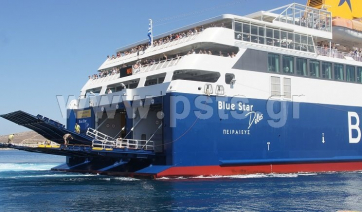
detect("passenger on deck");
top-left (63, 134), bottom-right (73, 147)
top-left (8, 134), bottom-right (14, 144)
top-left (75, 123), bottom-right (80, 134)
top-left (107, 88), bottom-right (112, 94)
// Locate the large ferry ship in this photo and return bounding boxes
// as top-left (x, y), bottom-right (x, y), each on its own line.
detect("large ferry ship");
top-left (2, 1), bottom-right (362, 178)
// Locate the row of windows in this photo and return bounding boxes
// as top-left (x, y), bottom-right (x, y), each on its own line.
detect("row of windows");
top-left (103, 70), bottom-right (230, 94)
top-left (268, 53), bottom-right (362, 83)
top-left (275, 5), bottom-right (331, 32)
top-left (234, 21), bottom-right (315, 53)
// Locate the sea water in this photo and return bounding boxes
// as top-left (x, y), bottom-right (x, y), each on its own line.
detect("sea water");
top-left (1, 150), bottom-right (362, 211)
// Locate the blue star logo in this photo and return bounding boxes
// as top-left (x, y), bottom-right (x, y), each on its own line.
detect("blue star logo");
top-left (339, 0), bottom-right (352, 11)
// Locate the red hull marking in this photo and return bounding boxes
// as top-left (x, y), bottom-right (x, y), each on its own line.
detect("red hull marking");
top-left (156, 162), bottom-right (362, 177)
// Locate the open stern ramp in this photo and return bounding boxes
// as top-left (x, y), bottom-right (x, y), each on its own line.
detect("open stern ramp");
top-left (0, 110), bottom-right (93, 145)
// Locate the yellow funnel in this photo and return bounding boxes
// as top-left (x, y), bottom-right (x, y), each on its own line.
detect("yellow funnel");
top-left (307, 0), bottom-right (362, 20)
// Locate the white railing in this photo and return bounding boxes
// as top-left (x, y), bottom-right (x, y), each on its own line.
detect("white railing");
top-left (147, 33), bottom-right (199, 54)
top-left (132, 56), bottom-right (183, 75)
top-left (102, 32), bottom-right (200, 68)
top-left (116, 139), bottom-right (154, 150)
top-left (316, 47), bottom-right (362, 62)
top-left (87, 128), bottom-right (115, 144)
top-left (271, 3), bottom-right (332, 32)
top-left (87, 128), bottom-right (154, 151)
top-left (92, 138), bottom-right (154, 151)
top-left (87, 73), bottom-right (119, 85)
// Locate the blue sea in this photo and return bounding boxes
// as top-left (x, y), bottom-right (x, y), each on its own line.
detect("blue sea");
top-left (1, 150), bottom-right (362, 211)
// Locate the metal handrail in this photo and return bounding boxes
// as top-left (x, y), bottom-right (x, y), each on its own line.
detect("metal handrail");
top-left (134, 56), bottom-right (183, 75)
top-left (316, 46), bottom-right (362, 62)
top-left (103, 32), bottom-right (199, 67)
top-left (87, 128), bottom-right (155, 151)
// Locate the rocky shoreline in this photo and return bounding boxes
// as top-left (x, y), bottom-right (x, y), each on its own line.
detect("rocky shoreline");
top-left (0, 131), bottom-right (47, 147)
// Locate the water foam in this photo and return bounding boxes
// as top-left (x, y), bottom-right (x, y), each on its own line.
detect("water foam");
top-left (113, 177), bottom-right (140, 181)
top-left (4, 173), bottom-right (95, 179)
top-left (158, 173), bottom-right (316, 180)
top-left (0, 163), bottom-right (59, 172)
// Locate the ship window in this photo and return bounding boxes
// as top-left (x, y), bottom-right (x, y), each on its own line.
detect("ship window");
top-left (281, 31), bottom-right (287, 48)
top-left (235, 22), bottom-right (242, 32)
top-left (145, 73), bottom-right (166, 86)
top-left (172, 70), bottom-right (220, 83)
top-left (309, 60), bottom-right (320, 78)
top-left (268, 53), bottom-right (280, 73)
top-left (296, 58), bottom-right (307, 76)
top-left (251, 25), bottom-right (257, 35)
top-left (243, 23), bottom-right (250, 34)
top-left (112, 78), bottom-right (140, 91)
top-left (251, 25), bottom-right (258, 43)
top-left (266, 28), bottom-right (273, 38)
top-left (266, 28), bottom-right (273, 46)
top-left (273, 30), bottom-right (280, 47)
top-left (346, 66), bottom-right (355, 82)
top-left (225, 73), bottom-right (235, 84)
top-left (322, 62), bottom-right (332, 79)
top-left (258, 27), bottom-right (265, 44)
top-left (295, 34), bottom-right (300, 44)
top-left (258, 27), bottom-right (264, 36)
top-left (282, 55), bottom-right (294, 74)
top-left (334, 64), bottom-right (344, 81)
top-left (287, 32), bottom-right (294, 49)
top-left (301, 35), bottom-right (308, 45)
top-left (271, 76), bottom-right (281, 97)
top-left (86, 87), bottom-right (101, 96)
top-left (357, 67), bottom-right (362, 83)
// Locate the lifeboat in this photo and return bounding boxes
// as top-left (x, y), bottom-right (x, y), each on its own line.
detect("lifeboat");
top-left (332, 17), bottom-right (362, 48)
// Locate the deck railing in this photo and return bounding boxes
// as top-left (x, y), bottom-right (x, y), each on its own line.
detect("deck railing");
top-left (102, 32), bottom-right (200, 68)
top-left (92, 138), bottom-right (154, 151)
top-left (87, 128), bottom-right (115, 144)
top-left (132, 56), bottom-right (183, 75)
top-left (316, 46), bottom-right (362, 62)
top-left (87, 128), bottom-right (154, 151)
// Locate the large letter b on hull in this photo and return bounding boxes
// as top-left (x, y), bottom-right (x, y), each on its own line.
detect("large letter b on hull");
top-left (348, 112), bottom-right (361, 144)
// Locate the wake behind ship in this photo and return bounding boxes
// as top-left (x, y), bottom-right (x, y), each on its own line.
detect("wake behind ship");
top-left (2, 1), bottom-right (362, 178)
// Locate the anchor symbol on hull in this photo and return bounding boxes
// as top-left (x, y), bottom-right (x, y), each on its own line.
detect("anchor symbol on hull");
top-left (322, 133), bottom-right (326, 144)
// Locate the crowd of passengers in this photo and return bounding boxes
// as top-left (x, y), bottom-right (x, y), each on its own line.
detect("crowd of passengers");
top-left (294, 13), bottom-right (330, 31)
top-left (316, 41), bottom-right (362, 62)
top-left (89, 48), bottom-right (236, 80)
top-left (105, 23), bottom-right (228, 60)
top-left (89, 65), bottom-right (125, 80)
top-left (132, 49), bottom-right (236, 69)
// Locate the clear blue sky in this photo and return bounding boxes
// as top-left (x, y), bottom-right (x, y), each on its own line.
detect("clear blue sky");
top-left (0, 0), bottom-right (306, 135)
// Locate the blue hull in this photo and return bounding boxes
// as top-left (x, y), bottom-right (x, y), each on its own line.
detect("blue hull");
top-left (162, 93), bottom-right (362, 167)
